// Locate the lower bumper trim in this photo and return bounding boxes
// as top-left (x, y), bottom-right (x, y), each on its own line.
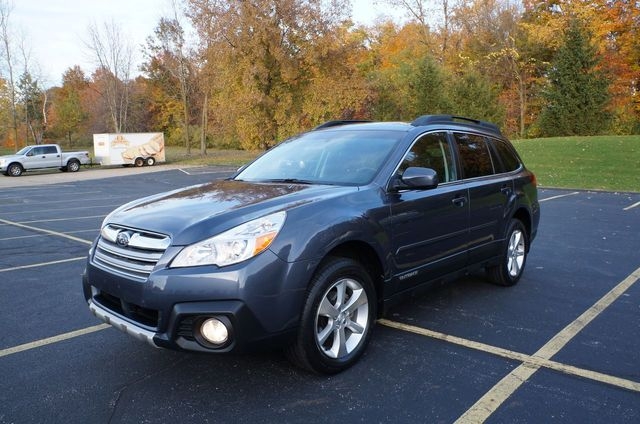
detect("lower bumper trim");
top-left (88, 299), bottom-right (159, 348)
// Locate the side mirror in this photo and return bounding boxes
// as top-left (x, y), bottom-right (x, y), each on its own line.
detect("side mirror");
top-left (395, 167), bottom-right (439, 190)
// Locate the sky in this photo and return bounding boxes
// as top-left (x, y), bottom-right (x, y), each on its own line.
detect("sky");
top-left (9, 0), bottom-right (405, 87)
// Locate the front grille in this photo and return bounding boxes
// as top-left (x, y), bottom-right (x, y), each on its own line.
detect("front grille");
top-left (94, 291), bottom-right (159, 329)
top-left (92, 224), bottom-right (171, 281)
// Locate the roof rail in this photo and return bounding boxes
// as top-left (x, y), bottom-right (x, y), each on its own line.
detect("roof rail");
top-left (411, 115), bottom-right (501, 135)
top-left (313, 120), bottom-right (371, 130)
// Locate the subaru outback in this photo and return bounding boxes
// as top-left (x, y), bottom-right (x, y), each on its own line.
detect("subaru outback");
top-left (82, 115), bottom-right (540, 374)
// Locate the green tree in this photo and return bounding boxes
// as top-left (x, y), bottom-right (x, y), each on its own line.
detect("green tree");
top-left (410, 55), bottom-right (451, 117)
top-left (536, 18), bottom-right (611, 136)
top-left (449, 67), bottom-right (505, 126)
top-left (17, 71), bottom-right (45, 144)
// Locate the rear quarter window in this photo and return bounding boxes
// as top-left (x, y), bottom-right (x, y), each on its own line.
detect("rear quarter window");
top-left (491, 138), bottom-right (521, 173)
top-left (453, 132), bottom-right (495, 179)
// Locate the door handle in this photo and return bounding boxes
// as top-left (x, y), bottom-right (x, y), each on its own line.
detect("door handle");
top-left (500, 185), bottom-right (512, 195)
top-left (452, 195), bottom-right (467, 207)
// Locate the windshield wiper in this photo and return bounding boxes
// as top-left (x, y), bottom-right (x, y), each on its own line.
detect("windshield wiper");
top-left (262, 178), bottom-right (316, 185)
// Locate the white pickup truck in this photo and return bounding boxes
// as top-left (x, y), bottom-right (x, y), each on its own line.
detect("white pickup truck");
top-left (0, 144), bottom-right (91, 177)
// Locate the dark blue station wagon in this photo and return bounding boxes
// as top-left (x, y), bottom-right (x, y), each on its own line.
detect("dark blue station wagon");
top-left (83, 115), bottom-right (540, 374)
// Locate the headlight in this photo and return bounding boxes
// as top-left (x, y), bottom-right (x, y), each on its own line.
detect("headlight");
top-left (170, 211), bottom-right (286, 268)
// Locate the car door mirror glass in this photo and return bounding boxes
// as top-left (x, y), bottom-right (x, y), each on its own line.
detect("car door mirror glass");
top-left (400, 167), bottom-right (439, 190)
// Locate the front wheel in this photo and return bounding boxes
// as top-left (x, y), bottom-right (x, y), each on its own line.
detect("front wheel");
top-left (487, 219), bottom-right (528, 286)
top-left (134, 157), bottom-right (144, 167)
top-left (7, 163), bottom-right (23, 177)
top-left (287, 257), bottom-right (376, 374)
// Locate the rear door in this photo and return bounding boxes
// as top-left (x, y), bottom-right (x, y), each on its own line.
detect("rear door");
top-left (386, 131), bottom-right (469, 293)
top-left (452, 132), bottom-right (512, 264)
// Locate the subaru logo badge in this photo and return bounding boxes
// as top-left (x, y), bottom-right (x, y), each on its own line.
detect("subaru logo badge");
top-left (116, 231), bottom-right (131, 247)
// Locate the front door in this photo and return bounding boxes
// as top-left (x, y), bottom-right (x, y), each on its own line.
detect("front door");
top-left (385, 132), bottom-right (469, 293)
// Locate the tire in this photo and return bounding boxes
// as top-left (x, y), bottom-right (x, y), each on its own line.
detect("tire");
top-left (286, 257), bottom-right (376, 374)
top-left (145, 157), bottom-right (156, 166)
top-left (134, 157), bottom-right (144, 167)
top-left (7, 163), bottom-right (23, 177)
top-left (487, 219), bottom-right (528, 286)
top-left (67, 159), bottom-right (81, 172)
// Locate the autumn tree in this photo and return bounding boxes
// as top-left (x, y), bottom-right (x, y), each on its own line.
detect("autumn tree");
top-left (537, 18), bottom-right (611, 136)
top-left (366, 21), bottom-right (435, 120)
top-left (86, 20), bottom-right (134, 133)
top-left (186, 0), bottom-right (357, 150)
top-left (50, 66), bottom-right (89, 145)
top-left (142, 7), bottom-right (195, 152)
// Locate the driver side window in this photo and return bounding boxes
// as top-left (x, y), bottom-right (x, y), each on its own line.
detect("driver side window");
top-left (398, 132), bottom-right (456, 183)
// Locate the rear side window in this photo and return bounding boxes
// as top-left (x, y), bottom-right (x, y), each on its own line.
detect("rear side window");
top-left (44, 146), bottom-right (58, 154)
top-left (398, 132), bottom-right (456, 183)
top-left (454, 132), bottom-right (495, 179)
top-left (491, 138), bottom-right (521, 172)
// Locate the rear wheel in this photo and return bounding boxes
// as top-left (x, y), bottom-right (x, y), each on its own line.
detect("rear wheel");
top-left (287, 257), bottom-right (376, 374)
top-left (67, 159), bottom-right (81, 172)
top-left (487, 219), bottom-right (528, 286)
top-left (145, 157), bottom-right (156, 166)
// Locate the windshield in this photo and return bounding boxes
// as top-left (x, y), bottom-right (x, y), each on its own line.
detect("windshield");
top-left (16, 146), bottom-right (31, 155)
top-left (235, 129), bottom-right (403, 185)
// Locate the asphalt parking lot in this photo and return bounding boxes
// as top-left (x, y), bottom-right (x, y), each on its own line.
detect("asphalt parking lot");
top-left (1, 166), bottom-right (639, 423)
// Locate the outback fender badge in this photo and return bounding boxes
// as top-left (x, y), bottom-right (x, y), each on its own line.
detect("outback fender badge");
top-left (116, 231), bottom-right (131, 247)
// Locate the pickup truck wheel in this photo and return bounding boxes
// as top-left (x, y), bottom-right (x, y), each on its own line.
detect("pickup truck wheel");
top-left (145, 157), bottom-right (156, 166)
top-left (286, 257), bottom-right (376, 374)
top-left (134, 157), bottom-right (144, 167)
top-left (7, 163), bottom-right (23, 177)
top-left (67, 159), bottom-right (81, 172)
top-left (486, 219), bottom-right (528, 286)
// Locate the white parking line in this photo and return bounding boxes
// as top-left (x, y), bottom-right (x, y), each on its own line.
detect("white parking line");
top-left (0, 218), bottom-right (92, 245)
top-left (2, 204), bottom-right (118, 215)
top-left (18, 215), bottom-right (106, 224)
top-left (380, 320), bottom-right (640, 393)
top-left (0, 324), bottom-right (110, 358)
top-left (0, 229), bottom-right (98, 242)
top-left (454, 265), bottom-right (640, 423)
top-left (0, 257), bottom-right (86, 273)
top-left (0, 191), bottom-right (100, 203)
top-left (539, 191), bottom-right (580, 202)
top-left (623, 201), bottom-right (640, 211)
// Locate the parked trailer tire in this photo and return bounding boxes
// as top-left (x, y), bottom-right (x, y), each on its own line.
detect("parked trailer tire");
top-left (134, 157), bottom-right (145, 167)
top-left (145, 157), bottom-right (156, 166)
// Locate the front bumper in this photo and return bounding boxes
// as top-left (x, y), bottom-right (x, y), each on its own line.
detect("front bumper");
top-left (83, 248), bottom-right (312, 353)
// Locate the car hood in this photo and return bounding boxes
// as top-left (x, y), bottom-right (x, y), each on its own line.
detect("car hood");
top-left (0, 154), bottom-right (21, 161)
top-left (104, 179), bottom-right (356, 245)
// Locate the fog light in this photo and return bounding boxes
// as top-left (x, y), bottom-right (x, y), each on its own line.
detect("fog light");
top-left (200, 318), bottom-right (229, 345)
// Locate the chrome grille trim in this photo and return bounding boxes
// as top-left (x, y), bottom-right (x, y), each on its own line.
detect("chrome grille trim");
top-left (92, 225), bottom-right (171, 280)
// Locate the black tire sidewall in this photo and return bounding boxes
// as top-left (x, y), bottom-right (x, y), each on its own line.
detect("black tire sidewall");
top-left (296, 257), bottom-right (376, 374)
